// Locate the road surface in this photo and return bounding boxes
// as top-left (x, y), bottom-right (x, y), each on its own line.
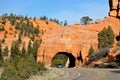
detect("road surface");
top-left (59, 67), bottom-right (120, 80)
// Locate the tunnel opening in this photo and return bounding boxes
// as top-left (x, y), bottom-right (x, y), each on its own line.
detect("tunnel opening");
top-left (116, 32), bottom-right (120, 46)
top-left (51, 52), bottom-right (76, 68)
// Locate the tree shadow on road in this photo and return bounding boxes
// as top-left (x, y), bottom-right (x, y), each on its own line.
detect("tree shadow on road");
top-left (110, 70), bottom-right (120, 74)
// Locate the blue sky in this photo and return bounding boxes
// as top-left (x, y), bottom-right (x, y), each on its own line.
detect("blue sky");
top-left (0, 0), bottom-right (109, 24)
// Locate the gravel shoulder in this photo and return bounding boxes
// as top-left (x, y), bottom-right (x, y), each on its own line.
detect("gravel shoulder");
top-left (28, 67), bottom-right (67, 80)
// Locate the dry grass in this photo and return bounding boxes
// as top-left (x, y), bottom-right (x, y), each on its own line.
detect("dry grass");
top-left (28, 67), bottom-right (66, 80)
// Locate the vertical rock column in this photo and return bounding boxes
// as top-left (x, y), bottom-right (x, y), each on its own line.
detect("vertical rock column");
top-left (118, 1), bottom-right (120, 17)
top-left (109, 0), bottom-right (120, 17)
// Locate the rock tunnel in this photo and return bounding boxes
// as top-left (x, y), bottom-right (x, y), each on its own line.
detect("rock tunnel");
top-left (51, 52), bottom-right (76, 68)
top-left (36, 0), bottom-right (120, 67)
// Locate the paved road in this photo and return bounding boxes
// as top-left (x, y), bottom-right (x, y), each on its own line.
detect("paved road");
top-left (59, 68), bottom-right (120, 80)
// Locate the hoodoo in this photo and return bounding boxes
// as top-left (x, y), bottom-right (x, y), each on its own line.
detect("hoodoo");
top-left (109, 0), bottom-right (120, 17)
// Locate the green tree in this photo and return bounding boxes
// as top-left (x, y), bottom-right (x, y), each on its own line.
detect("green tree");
top-left (25, 15), bottom-right (28, 20)
top-left (33, 25), bottom-right (40, 36)
top-left (0, 67), bottom-right (21, 80)
top-left (1, 53), bottom-right (46, 80)
top-left (88, 46), bottom-right (95, 57)
top-left (27, 40), bottom-right (32, 55)
top-left (80, 16), bottom-right (93, 25)
top-left (21, 43), bottom-right (26, 57)
top-left (64, 20), bottom-right (68, 26)
top-left (106, 26), bottom-right (115, 47)
top-left (32, 40), bottom-right (40, 60)
top-left (15, 22), bottom-right (20, 29)
top-left (40, 16), bottom-right (48, 20)
top-left (3, 46), bottom-right (9, 57)
top-left (98, 26), bottom-right (115, 49)
top-left (0, 43), bottom-right (3, 61)
top-left (11, 41), bottom-right (20, 58)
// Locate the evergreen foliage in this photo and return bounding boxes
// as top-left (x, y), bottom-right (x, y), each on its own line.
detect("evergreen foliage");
top-left (33, 25), bottom-right (40, 36)
top-left (0, 67), bottom-right (21, 80)
top-left (80, 16), bottom-right (93, 25)
top-left (0, 55), bottom-right (46, 80)
top-left (18, 34), bottom-right (22, 44)
top-left (27, 40), bottom-right (32, 55)
top-left (11, 41), bottom-right (20, 58)
top-left (40, 16), bottom-right (48, 20)
top-left (88, 46), bottom-right (95, 57)
top-left (0, 43), bottom-right (3, 61)
top-left (21, 43), bottom-right (26, 57)
top-left (32, 40), bottom-right (41, 60)
top-left (98, 26), bottom-right (115, 49)
top-left (64, 20), bottom-right (68, 26)
top-left (3, 46), bottom-right (9, 57)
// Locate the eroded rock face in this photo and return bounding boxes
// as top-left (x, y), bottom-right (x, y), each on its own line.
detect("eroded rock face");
top-left (109, 0), bottom-right (120, 17)
top-left (37, 1), bottom-right (120, 67)
top-left (37, 26), bottom-right (98, 66)
top-left (37, 17), bottom-right (120, 66)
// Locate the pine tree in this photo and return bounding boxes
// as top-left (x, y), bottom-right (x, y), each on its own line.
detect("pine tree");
top-left (88, 46), bottom-right (95, 57)
top-left (27, 40), bottom-right (32, 55)
top-left (3, 46), bottom-right (9, 57)
top-left (33, 25), bottom-right (39, 36)
top-left (21, 43), bottom-right (26, 57)
top-left (106, 26), bottom-right (115, 47)
top-left (98, 26), bottom-right (115, 49)
top-left (64, 20), bottom-right (67, 26)
top-left (98, 27), bottom-right (107, 48)
top-left (0, 43), bottom-right (3, 61)
top-left (32, 41), bottom-right (39, 60)
top-left (11, 41), bottom-right (20, 58)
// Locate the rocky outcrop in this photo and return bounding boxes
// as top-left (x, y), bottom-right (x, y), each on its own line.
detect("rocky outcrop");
top-left (37, 0), bottom-right (120, 67)
top-left (37, 17), bottom-right (120, 67)
top-left (109, 0), bottom-right (120, 17)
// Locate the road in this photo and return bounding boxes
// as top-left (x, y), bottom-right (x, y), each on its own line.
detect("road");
top-left (59, 67), bottom-right (120, 80)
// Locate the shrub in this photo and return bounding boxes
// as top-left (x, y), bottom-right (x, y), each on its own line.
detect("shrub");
top-left (88, 46), bottom-right (95, 58)
top-left (0, 54), bottom-right (46, 80)
top-left (0, 67), bottom-right (21, 80)
top-left (80, 16), bottom-right (93, 25)
top-left (89, 48), bottom-right (110, 62)
top-left (98, 62), bottom-right (119, 68)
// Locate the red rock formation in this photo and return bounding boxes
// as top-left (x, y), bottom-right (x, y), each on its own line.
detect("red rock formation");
top-left (37, 0), bottom-right (120, 67)
top-left (37, 17), bottom-right (120, 66)
top-left (109, 0), bottom-right (120, 17)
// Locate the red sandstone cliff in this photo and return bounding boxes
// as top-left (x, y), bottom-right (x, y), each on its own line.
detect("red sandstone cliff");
top-left (37, 0), bottom-right (120, 67)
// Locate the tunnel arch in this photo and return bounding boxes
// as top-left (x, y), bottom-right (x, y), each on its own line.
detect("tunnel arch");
top-left (51, 52), bottom-right (76, 68)
top-left (116, 32), bottom-right (120, 41)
